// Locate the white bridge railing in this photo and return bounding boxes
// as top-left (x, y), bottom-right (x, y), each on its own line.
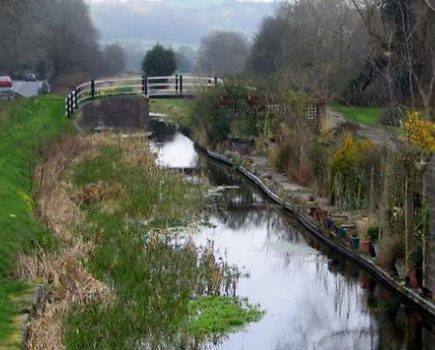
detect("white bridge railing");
top-left (65, 75), bottom-right (222, 117)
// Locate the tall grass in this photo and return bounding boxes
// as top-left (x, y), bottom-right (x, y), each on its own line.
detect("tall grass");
top-left (0, 97), bottom-right (73, 346)
top-left (64, 135), bottom-right (261, 349)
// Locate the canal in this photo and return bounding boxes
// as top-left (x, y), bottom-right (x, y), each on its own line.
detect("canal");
top-left (148, 117), bottom-right (435, 350)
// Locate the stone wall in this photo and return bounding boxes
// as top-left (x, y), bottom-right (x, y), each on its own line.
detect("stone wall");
top-left (424, 155), bottom-right (435, 298)
top-left (78, 96), bottom-right (149, 130)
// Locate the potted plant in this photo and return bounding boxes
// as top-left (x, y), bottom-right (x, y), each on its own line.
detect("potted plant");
top-left (367, 224), bottom-right (380, 257)
top-left (350, 232), bottom-right (360, 249)
top-left (359, 232), bottom-right (371, 255)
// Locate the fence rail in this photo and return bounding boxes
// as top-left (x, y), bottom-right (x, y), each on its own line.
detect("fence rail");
top-left (65, 75), bottom-right (222, 117)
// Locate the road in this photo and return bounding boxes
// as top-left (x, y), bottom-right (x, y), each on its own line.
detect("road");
top-left (12, 80), bottom-right (42, 97)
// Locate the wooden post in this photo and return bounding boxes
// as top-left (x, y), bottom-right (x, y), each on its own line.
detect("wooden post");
top-left (179, 75), bottom-right (183, 95)
top-left (91, 80), bottom-right (95, 100)
top-left (66, 96), bottom-right (70, 118)
top-left (144, 76), bottom-right (148, 96)
top-left (175, 74), bottom-right (179, 94)
top-left (405, 170), bottom-right (412, 274)
top-left (142, 76), bottom-right (146, 95)
top-left (214, 76), bottom-right (218, 86)
top-left (369, 166), bottom-right (375, 213)
top-left (66, 94), bottom-right (72, 118)
top-left (74, 88), bottom-right (78, 109)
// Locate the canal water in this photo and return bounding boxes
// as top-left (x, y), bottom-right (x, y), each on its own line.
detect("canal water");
top-left (148, 118), bottom-right (435, 350)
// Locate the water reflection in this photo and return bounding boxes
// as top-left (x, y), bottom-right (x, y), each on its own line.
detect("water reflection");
top-left (148, 119), bottom-right (435, 350)
top-left (149, 118), bottom-right (198, 169)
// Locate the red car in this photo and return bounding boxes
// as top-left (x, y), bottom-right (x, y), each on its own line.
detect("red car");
top-left (0, 76), bottom-right (13, 88)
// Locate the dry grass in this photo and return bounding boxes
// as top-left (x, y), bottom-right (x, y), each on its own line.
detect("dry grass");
top-left (15, 135), bottom-right (112, 350)
top-left (377, 234), bottom-right (405, 271)
top-left (17, 132), bottom-right (158, 349)
top-left (14, 132), bottom-right (168, 348)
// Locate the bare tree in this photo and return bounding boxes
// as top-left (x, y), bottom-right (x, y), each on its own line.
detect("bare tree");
top-left (350, 0), bottom-right (435, 115)
top-left (196, 31), bottom-right (250, 76)
top-left (102, 43), bottom-right (127, 76)
top-left (248, 0), bottom-right (370, 99)
top-left (0, 0), bottom-right (101, 81)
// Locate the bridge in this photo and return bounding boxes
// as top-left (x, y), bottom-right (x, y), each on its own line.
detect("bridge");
top-left (65, 75), bottom-right (221, 118)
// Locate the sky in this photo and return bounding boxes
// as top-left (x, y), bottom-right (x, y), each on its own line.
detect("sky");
top-left (84, 0), bottom-right (278, 69)
top-left (85, 0), bottom-right (278, 46)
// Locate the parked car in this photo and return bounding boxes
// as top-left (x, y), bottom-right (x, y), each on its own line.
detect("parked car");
top-left (0, 76), bottom-right (13, 88)
top-left (25, 73), bottom-right (36, 81)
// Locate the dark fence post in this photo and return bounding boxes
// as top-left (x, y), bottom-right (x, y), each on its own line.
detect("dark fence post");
top-left (66, 94), bottom-right (72, 118)
top-left (91, 80), bottom-right (95, 100)
top-left (74, 88), bottom-right (78, 109)
top-left (175, 75), bottom-right (179, 94)
top-left (142, 76), bottom-right (146, 95)
top-left (214, 77), bottom-right (218, 86)
top-left (179, 75), bottom-right (183, 95)
top-left (208, 77), bottom-right (211, 85)
top-left (66, 96), bottom-right (70, 118)
top-left (144, 76), bottom-right (148, 95)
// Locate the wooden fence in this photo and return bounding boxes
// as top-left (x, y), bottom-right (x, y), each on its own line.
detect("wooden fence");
top-left (65, 75), bottom-right (222, 117)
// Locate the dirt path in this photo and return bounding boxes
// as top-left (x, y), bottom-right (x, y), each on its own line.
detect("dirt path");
top-left (326, 107), bottom-right (398, 149)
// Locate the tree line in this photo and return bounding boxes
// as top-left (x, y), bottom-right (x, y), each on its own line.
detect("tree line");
top-left (192, 0), bottom-right (434, 115)
top-left (0, 0), bottom-right (126, 90)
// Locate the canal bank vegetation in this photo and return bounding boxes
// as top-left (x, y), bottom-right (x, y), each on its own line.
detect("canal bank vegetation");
top-left (62, 134), bottom-right (263, 349)
top-left (0, 96), bottom-right (73, 347)
top-left (150, 76), bottom-right (435, 302)
top-left (147, 0), bottom-right (434, 300)
top-left (0, 98), bottom-right (263, 348)
top-left (8, 128), bottom-right (260, 348)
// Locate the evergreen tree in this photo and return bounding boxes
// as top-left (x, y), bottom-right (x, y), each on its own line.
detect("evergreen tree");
top-left (142, 44), bottom-right (177, 76)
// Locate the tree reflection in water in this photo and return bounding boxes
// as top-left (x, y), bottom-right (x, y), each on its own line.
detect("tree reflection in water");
top-left (147, 119), bottom-right (435, 349)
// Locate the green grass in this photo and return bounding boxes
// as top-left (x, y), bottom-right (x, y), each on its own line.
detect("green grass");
top-left (150, 99), bottom-right (193, 128)
top-left (0, 96), bottom-right (73, 347)
top-left (331, 104), bottom-right (383, 125)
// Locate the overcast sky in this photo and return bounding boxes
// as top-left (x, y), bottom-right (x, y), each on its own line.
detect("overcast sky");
top-left (85, 0), bottom-right (278, 47)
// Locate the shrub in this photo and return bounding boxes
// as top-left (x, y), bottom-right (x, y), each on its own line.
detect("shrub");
top-left (379, 107), bottom-right (403, 126)
top-left (330, 135), bottom-right (380, 210)
top-left (403, 111), bottom-right (435, 152)
top-left (367, 224), bottom-right (381, 242)
top-left (377, 234), bottom-right (405, 271)
top-left (189, 82), bottom-right (252, 145)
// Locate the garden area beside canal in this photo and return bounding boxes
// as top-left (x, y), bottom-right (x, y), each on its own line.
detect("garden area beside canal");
top-left (150, 80), bottom-right (435, 304)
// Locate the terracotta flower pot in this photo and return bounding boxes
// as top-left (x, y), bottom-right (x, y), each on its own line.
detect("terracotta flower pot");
top-left (359, 240), bottom-right (371, 255)
top-left (408, 269), bottom-right (420, 289)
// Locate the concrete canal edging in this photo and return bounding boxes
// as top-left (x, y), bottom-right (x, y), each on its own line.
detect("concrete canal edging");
top-left (197, 144), bottom-right (435, 325)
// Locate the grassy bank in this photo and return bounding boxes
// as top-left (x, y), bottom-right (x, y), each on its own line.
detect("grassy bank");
top-left (331, 104), bottom-right (383, 125)
top-left (62, 134), bottom-right (262, 348)
top-left (150, 98), bottom-right (193, 128)
top-left (0, 96), bottom-right (72, 347)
